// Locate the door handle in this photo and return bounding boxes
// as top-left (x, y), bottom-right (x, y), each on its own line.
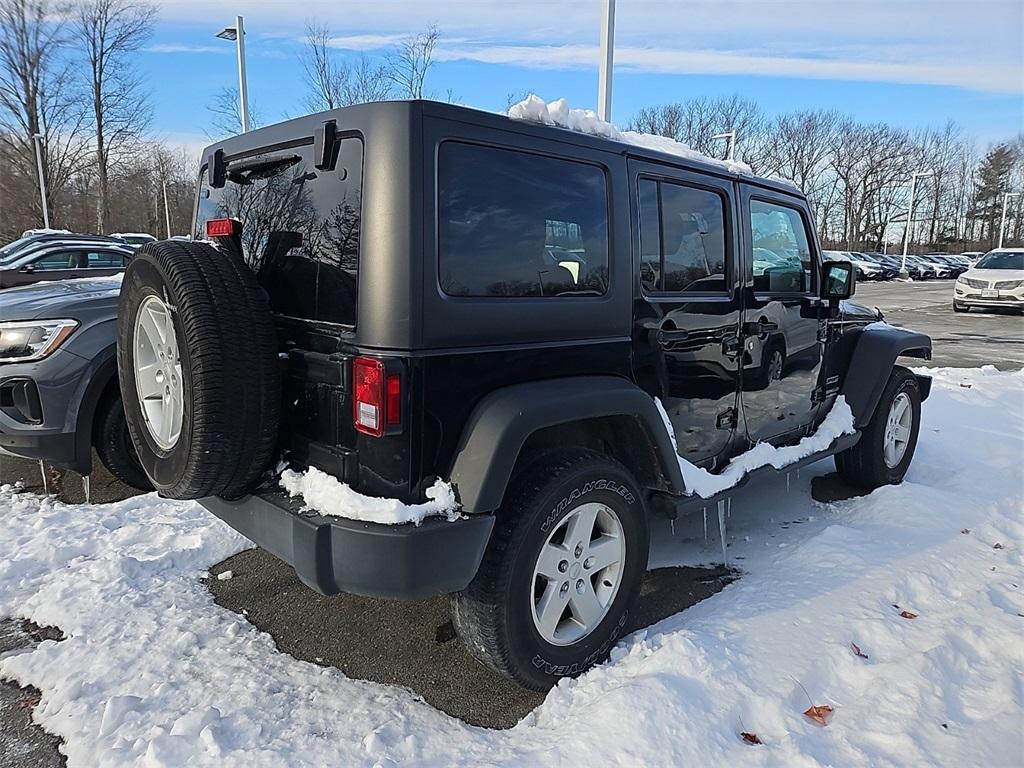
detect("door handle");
top-left (656, 329), bottom-right (690, 347)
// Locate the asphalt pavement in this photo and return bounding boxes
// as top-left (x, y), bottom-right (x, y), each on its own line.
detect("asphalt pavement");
top-left (1, 278), bottom-right (1020, 752)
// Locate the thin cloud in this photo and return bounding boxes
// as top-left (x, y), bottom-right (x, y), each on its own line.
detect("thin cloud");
top-left (146, 43), bottom-right (226, 54)
top-left (431, 42), bottom-right (1022, 95)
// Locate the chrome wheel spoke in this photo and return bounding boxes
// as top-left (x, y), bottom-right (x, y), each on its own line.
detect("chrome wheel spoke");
top-left (536, 543), bottom-right (568, 580)
top-left (585, 536), bottom-right (621, 572)
top-left (562, 503), bottom-right (599, 553)
top-left (535, 582), bottom-right (567, 639)
top-left (568, 582), bottom-right (604, 627)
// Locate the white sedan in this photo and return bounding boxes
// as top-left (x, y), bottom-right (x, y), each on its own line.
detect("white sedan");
top-left (953, 249), bottom-right (1024, 313)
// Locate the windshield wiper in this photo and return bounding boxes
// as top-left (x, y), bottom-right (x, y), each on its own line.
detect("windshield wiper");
top-left (226, 153), bottom-right (302, 184)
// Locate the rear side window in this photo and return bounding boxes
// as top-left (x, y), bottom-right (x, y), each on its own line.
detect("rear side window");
top-left (438, 142), bottom-right (609, 298)
top-left (749, 199), bottom-right (813, 293)
top-left (84, 251), bottom-right (125, 268)
top-left (194, 137), bottom-right (363, 327)
top-left (638, 178), bottom-right (728, 294)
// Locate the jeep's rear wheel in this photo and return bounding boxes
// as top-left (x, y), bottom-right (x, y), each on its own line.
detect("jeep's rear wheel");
top-left (117, 240), bottom-right (281, 499)
top-left (835, 366), bottom-right (921, 490)
top-left (451, 450), bottom-right (648, 690)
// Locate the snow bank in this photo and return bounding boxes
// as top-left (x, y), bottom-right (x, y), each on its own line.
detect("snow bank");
top-left (509, 94), bottom-right (774, 181)
top-left (0, 367), bottom-right (1021, 767)
top-left (658, 395), bottom-right (856, 499)
top-left (279, 466), bottom-right (459, 525)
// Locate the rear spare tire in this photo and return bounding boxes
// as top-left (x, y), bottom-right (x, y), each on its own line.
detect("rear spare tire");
top-left (117, 240), bottom-right (280, 499)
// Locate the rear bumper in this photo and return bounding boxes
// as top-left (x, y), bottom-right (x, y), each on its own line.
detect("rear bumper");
top-left (199, 491), bottom-right (494, 600)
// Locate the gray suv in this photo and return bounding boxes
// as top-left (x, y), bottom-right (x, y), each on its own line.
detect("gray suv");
top-left (0, 276), bottom-right (150, 490)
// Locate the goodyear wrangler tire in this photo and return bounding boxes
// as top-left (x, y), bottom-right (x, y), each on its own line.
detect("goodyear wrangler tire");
top-left (451, 450), bottom-right (649, 690)
top-left (116, 240), bottom-right (280, 500)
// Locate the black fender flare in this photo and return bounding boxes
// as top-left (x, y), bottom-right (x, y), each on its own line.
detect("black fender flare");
top-left (840, 324), bottom-right (932, 428)
top-left (449, 376), bottom-right (685, 513)
top-left (71, 346), bottom-right (118, 475)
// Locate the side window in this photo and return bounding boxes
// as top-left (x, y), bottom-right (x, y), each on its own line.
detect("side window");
top-left (637, 177), bottom-right (728, 294)
top-left (31, 251), bottom-right (78, 271)
top-left (83, 251), bottom-right (125, 268)
top-left (438, 142), bottom-right (609, 298)
top-left (749, 199), bottom-right (813, 293)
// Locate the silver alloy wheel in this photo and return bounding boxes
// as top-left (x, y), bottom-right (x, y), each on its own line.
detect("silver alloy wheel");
top-left (133, 294), bottom-right (183, 450)
top-left (883, 391), bottom-right (912, 468)
top-left (531, 502), bottom-right (625, 646)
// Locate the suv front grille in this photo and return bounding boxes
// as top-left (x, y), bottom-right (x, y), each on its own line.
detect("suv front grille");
top-left (994, 280), bottom-right (1023, 290)
top-left (961, 277), bottom-right (989, 289)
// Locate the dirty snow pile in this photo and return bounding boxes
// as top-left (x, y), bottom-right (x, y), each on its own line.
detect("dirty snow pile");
top-left (279, 466), bottom-right (459, 525)
top-left (658, 395), bottom-right (857, 499)
top-left (509, 94), bottom-right (761, 178)
top-left (1, 366), bottom-right (1022, 767)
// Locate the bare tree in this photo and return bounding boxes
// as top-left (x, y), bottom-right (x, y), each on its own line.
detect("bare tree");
top-left (300, 22), bottom-right (392, 112)
top-left (74, 0), bottom-right (157, 233)
top-left (389, 24), bottom-right (438, 99)
top-left (205, 86), bottom-right (260, 141)
top-left (0, 0), bottom-right (89, 227)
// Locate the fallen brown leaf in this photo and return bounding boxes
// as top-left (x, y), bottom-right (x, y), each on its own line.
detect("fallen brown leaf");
top-left (804, 704), bottom-right (834, 726)
top-left (900, 610), bottom-right (918, 619)
top-left (994, 542), bottom-right (1004, 550)
top-left (851, 642), bottom-right (869, 659)
top-left (740, 731), bottom-right (762, 745)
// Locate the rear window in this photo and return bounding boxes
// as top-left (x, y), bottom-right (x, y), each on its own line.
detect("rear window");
top-left (438, 142), bottom-right (609, 298)
top-left (194, 137), bottom-right (363, 326)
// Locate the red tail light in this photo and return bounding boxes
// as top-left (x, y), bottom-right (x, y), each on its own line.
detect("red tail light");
top-left (386, 374), bottom-right (401, 425)
top-left (354, 358), bottom-right (403, 437)
top-left (206, 218), bottom-right (241, 238)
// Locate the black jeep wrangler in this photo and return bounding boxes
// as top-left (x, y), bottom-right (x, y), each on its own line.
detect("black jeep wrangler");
top-left (116, 100), bottom-right (931, 691)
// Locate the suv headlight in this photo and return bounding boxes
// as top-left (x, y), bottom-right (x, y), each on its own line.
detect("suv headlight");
top-left (0, 319), bottom-right (78, 363)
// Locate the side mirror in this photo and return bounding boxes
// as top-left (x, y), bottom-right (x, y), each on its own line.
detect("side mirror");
top-left (821, 260), bottom-right (855, 300)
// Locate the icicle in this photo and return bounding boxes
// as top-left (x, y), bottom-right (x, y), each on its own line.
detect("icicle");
top-left (786, 471), bottom-right (791, 493)
top-left (39, 460), bottom-right (49, 495)
top-left (702, 507), bottom-right (708, 545)
top-left (717, 499), bottom-right (728, 566)
top-left (82, 475), bottom-right (91, 504)
top-left (727, 496), bottom-right (732, 519)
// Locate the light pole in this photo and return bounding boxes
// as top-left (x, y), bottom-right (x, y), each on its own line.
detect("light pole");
top-left (997, 191), bottom-right (1020, 248)
top-left (162, 179), bottom-right (172, 239)
top-left (900, 169), bottom-right (933, 277)
top-left (32, 132), bottom-right (50, 229)
top-left (216, 16), bottom-right (250, 132)
top-left (597, 0), bottom-right (615, 122)
top-left (712, 130), bottom-right (736, 161)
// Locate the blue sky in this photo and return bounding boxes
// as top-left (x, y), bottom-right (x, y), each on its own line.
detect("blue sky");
top-left (142, 0), bottom-right (1023, 154)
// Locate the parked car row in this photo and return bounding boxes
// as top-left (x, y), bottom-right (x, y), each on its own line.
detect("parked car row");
top-left (822, 250), bottom-right (975, 281)
top-left (0, 229), bottom-right (157, 491)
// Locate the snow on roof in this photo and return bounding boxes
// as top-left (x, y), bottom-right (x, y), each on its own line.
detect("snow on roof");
top-left (21, 228), bottom-right (72, 237)
top-left (507, 95), bottom-right (800, 192)
top-left (111, 232), bottom-right (157, 239)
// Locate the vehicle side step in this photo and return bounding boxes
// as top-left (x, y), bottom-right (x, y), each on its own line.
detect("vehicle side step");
top-left (655, 430), bottom-right (862, 518)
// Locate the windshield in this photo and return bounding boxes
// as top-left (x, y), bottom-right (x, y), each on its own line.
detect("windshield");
top-left (975, 251), bottom-right (1024, 270)
top-left (195, 137), bottom-right (363, 327)
top-left (0, 236), bottom-right (38, 265)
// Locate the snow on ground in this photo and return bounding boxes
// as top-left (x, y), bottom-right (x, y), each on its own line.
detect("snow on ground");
top-left (1, 367), bottom-right (1021, 767)
top-left (279, 467), bottom-right (459, 525)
